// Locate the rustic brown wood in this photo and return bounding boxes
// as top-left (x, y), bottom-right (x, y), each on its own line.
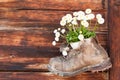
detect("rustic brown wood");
top-left (0, 0), bottom-right (109, 80)
top-left (0, 10), bottom-right (107, 22)
top-left (0, 30), bottom-right (107, 47)
top-left (0, 9), bottom-right (108, 72)
top-left (0, 33), bottom-right (107, 71)
top-left (0, 45), bottom-right (61, 71)
top-left (0, 30), bottom-right (53, 47)
top-left (0, 0), bottom-right (104, 10)
top-left (109, 0), bottom-right (120, 80)
top-left (0, 72), bottom-right (108, 80)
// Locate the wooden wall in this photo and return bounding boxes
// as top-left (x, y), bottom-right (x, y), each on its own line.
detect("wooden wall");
top-left (0, 0), bottom-right (109, 80)
top-left (109, 0), bottom-right (120, 80)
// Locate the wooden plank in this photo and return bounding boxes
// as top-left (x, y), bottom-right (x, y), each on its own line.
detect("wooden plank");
top-left (0, 30), bottom-right (53, 47)
top-left (0, 21), bottom-right (58, 28)
top-left (0, 72), bottom-right (108, 80)
top-left (0, 10), bottom-right (107, 22)
top-left (0, 0), bottom-right (104, 10)
top-left (0, 10), bottom-right (68, 22)
top-left (109, 0), bottom-right (120, 80)
top-left (0, 30), bottom-right (107, 47)
top-left (0, 45), bottom-right (61, 71)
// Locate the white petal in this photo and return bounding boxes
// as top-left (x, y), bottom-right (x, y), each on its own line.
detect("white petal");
top-left (67, 17), bottom-right (72, 23)
top-left (96, 14), bottom-right (102, 19)
top-left (78, 34), bottom-right (84, 41)
top-left (78, 11), bottom-right (85, 16)
top-left (85, 15), bottom-right (90, 20)
top-left (71, 20), bottom-right (78, 25)
top-left (58, 28), bottom-right (61, 31)
top-left (85, 9), bottom-right (92, 14)
top-left (61, 29), bottom-right (66, 34)
top-left (52, 41), bottom-right (56, 46)
top-left (84, 22), bottom-right (89, 27)
top-left (81, 20), bottom-right (89, 27)
top-left (60, 20), bottom-right (66, 26)
top-left (82, 16), bottom-right (89, 21)
top-left (55, 32), bottom-right (60, 37)
top-left (72, 17), bottom-right (77, 21)
top-left (62, 16), bottom-right (67, 21)
top-left (55, 37), bottom-right (59, 41)
top-left (73, 12), bottom-right (78, 16)
top-left (77, 15), bottom-right (85, 20)
top-left (66, 14), bottom-right (73, 23)
top-left (53, 29), bottom-right (57, 33)
top-left (66, 14), bottom-right (72, 18)
top-left (88, 14), bottom-right (95, 20)
top-left (98, 18), bottom-right (105, 24)
top-left (62, 51), bottom-right (68, 56)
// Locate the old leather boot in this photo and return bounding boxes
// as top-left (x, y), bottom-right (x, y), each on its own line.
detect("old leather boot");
top-left (48, 38), bottom-right (112, 77)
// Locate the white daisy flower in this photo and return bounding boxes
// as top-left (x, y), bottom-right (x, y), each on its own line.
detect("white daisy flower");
top-left (52, 41), bottom-right (56, 46)
top-left (85, 9), bottom-right (92, 14)
top-left (73, 12), bottom-right (78, 17)
top-left (67, 17), bottom-right (73, 23)
top-left (55, 37), bottom-right (59, 41)
top-left (78, 11), bottom-right (85, 16)
top-left (81, 20), bottom-right (89, 27)
top-left (53, 29), bottom-right (57, 33)
top-left (98, 18), bottom-right (105, 24)
top-left (88, 14), bottom-right (95, 19)
top-left (85, 15), bottom-right (91, 20)
top-left (71, 20), bottom-right (78, 25)
top-left (61, 29), bottom-right (66, 34)
top-left (58, 28), bottom-right (61, 31)
top-left (66, 14), bottom-right (73, 23)
top-left (62, 50), bottom-right (68, 56)
top-left (66, 14), bottom-right (72, 18)
top-left (55, 32), bottom-right (60, 37)
top-left (96, 14), bottom-right (102, 19)
top-left (72, 17), bottom-right (77, 21)
top-left (77, 15), bottom-right (85, 20)
top-left (60, 19), bottom-right (66, 26)
top-left (78, 34), bottom-right (84, 41)
top-left (62, 16), bottom-right (67, 21)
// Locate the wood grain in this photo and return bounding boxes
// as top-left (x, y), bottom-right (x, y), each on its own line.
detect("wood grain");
top-left (0, 9), bottom-right (108, 72)
top-left (0, 72), bottom-right (108, 80)
top-left (0, 10), bottom-right (107, 22)
top-left (0, 0), bottom-right (104, 10)
top-left (109, 0), bottom-right (120, 80)
top-left (0, 30), bottom-right (107, 47)
top-left (0, 34), bottom-right (108, 71)
top-left (0, 0), bottom-right (109, 80)
top-left (0, 45), bottom-right (61, 71)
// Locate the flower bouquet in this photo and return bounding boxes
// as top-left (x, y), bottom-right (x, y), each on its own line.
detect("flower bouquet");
top-left (48, 9), bottom-right (112, 77)
top-left (52, 9), bottom-right (105, 56)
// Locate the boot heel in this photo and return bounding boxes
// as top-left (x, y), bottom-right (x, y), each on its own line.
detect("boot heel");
top-left (90, 58), bottom-right (112, 72)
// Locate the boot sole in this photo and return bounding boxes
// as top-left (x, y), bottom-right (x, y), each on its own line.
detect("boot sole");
top-left (47, 58), bottom-right (112, 77)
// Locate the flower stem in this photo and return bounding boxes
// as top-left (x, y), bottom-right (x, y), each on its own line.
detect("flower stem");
top-left (89, 20), bottom-right (91, 27)
top-left (93, 21), bottom-right (99, 31)
top-left (73, 25), bottom-right (76, 32)
top-left (61, 34), bottom-right (65, 38)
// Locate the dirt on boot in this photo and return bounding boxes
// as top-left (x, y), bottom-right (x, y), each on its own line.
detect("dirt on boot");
top-left (48, 38), bottom-right (112, 77)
